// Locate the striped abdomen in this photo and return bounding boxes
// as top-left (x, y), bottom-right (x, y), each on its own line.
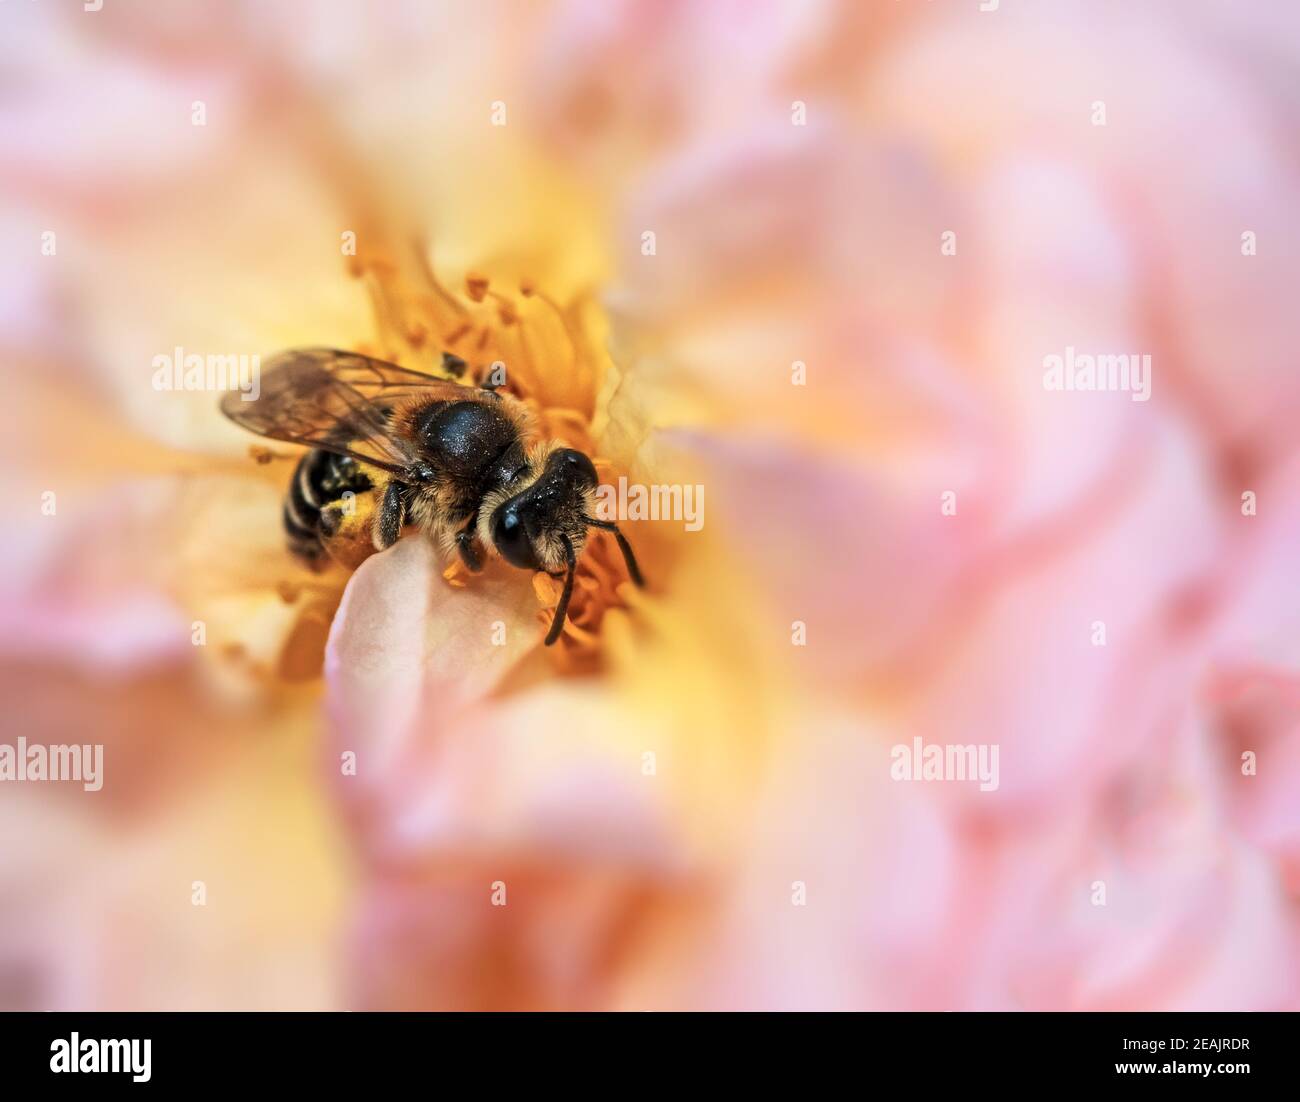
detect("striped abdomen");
top-left (283, 448), bottom-right (375, 563)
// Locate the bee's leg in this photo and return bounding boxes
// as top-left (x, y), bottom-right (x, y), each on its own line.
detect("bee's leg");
top-left (314, 489), bottom-right (379, 571)
top-left (455, 514), bottom-right (484, 572)
top-left (373, 480), bottom-right (408, 550)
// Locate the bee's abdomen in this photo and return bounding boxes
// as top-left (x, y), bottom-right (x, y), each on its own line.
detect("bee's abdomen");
top-left (283, 449), bottom-right (373, 561)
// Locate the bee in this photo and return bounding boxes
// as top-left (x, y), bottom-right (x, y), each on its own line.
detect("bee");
top-left (220, 347), bottom-right (643, 645)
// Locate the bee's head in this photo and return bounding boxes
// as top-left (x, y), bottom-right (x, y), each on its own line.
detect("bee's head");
top-left (490, 448), bottom-right (598, 571)
top-left (488, 446), bottom-right (645, 646)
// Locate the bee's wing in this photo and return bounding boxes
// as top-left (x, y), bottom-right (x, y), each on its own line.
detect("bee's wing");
top-left (221, 348), bottom-right (474, 475)
top-left (318, 348), bottom-right (474, 401)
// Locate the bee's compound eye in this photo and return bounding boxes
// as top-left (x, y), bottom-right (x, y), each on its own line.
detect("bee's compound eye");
top-left (492, 505), bottom-right (540, 570)
top-left (555, 449), bottom-right (597, 487)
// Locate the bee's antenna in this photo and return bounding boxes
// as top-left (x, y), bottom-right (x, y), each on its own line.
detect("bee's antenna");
top-left (584, 517), bottom-right (644, 588)
top-left (545, 535), bottom-right (578, 647)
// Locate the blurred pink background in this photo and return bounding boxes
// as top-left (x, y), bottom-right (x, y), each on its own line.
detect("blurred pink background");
top-left (2, 0), bottom-right (1299, 1010)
